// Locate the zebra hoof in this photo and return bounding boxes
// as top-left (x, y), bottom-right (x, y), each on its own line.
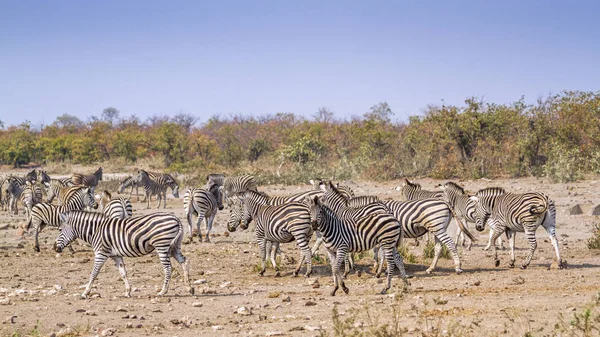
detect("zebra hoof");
top-left (455, 269), bottom-right (463, 275)
top-left (275, 272), bottom-right (281, 277)
top-left (494, 259), bottom-right (500, 267)
top-left (304, 272), bottom-right (311, 278)
top-left (379, 288), bottom-right (388, 295)
top-left (330, 287), bottom-right (338, 296)
top-left (425, 268), bottom-right (433, 274)
top-left (483, 246), bottom-right (490, 251)
top-left (342, 286), bottom-right (349, 294)
top-left (189, 287), bottom-right (195, 295)
top-left (509, 262), bottom-right (515, 268)
top-left (292, 271), bottom-right (298, 277)
top-left (124, 293), bottom-right (131, 298)
top-left (520, 264), bottom-right (528, 270)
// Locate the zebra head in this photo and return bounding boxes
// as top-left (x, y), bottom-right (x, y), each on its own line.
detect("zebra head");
top-left (305, 195), bottom-right (325, 231)
top-left (82, 187), bottom-right (99, 210)
top-left (25, 169), bottom-right (37, 184)
top-left (94, 167), bottom-right (103, 181)
top-left (171, 183), bottom-right (180, 199)
top-left (469, 196), bottom-right (488, 232)
top-left (54, 213), bottom-right (76, 253)
top-left (37, 170), bottom-right (51, 185)
top-left (226, 197), bottom-right (245, 232)
top-left (118, 176), bottom-right (135, 193)
top-left (208, 183), bottom-right (224, 211)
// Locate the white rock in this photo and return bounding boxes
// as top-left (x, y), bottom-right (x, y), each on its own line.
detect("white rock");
top-left (305, 325), bottom-right (321, 331)
top-left (237, 307), bottom-right (252, 316)
top-left (192, 302), bottom-right (203, 307)
top-left (220, 281), bottom-right (232, 288)
top-left (193, 279), bottom-right (207, 285)
top-left (265, 331), bottom-right (283, 336)
top-left (212, 325), bottom-right (224, 331)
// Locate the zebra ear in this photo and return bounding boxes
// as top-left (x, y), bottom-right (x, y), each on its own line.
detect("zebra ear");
top-left (304, 195), bottom-right (313, 205)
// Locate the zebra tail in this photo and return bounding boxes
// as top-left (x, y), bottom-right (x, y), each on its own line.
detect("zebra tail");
top-left (169, 218), bottom-right (186, 255)
top-left (445, 202), bottom-right (477, 242)
top-left (530, 199), bottom-right (548, 215)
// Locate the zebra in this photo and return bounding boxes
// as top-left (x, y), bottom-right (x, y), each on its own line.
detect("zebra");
top-left (5, 178), bottom-right (42, 216)
top-left (44, 179), bottom-right (70, 204)
top-left (19, 181), bottom-right (43, 221)
top-left (99, 190), bottom-right (132, 219)
top-left (0, 176), bottom-right (8, 212)
top-left (118, 176), bottom-right (141, 201)
top-left (305, 195), bottom-right (410, 296)
top-left (54, 210), bottom-right (194, 298)
top-left (140, 171), bottom-right (179, 202)
top-left (37, 170), bottom-right (51, 186)
top-left (136, 170), bottom-right (179, 209)
top-left (206, 173), bottom-right (225, 187)
top-left (71, 167), bottom-right (103, 192)
top-left (27, 186), bottom-right (98, 252)
top-left (183, 183), bottom-right (224, 243)
top-left (440, 181), bottom-right (504, 251)
top-left (227, 190), bottom-right (313, 278)
top-left (470, 187), bottom-right (563, 269)
top-left (400, 178), bottom-right (443, 201)
top-left (223, 174), bottom-right (258, 207)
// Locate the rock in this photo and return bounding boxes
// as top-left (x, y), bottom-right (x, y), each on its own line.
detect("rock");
top-left (201, 287), bottom-right (217, 294)
top-left (192, 302), bottom-right (203, 307)
top-left (592, 205), bottom-right (600, 216)
top-left (193, 279), bottom-right (207, 285)
top-left (0, 298), bottom-right (11, 305)
top-left (15, 228), bottom-right (25, 238)
top-left (80, 258), bottom-right (90, 264)
top-left (268, 292), bottom-right (280, 298)
top-left (212, 325), bottom-right (224, 331)
top-left (223, 231), bottom-right (230, 237)
top-left (171, 316), bottom-right (192, 327)
top-left (305, 325), bottom-right (321, 331)
top-left (265, 332), bottom-right (283, 336)
top-left (0, 224), bottom-right (9, 230)
top-left (126, 322), bottom-right (133, 329)
top-left (115, 306), bottom-right (127, 312)
top-left (305, 301), bottom-right (317, 307)
top-left (569, 205), bottom-right (583, 215)
top-left (101, 328), bottom-right (116, 336)
top-left (236, 307), bottom-right (252, 316)
top-left (259, 315), bottom-right (267, 321)
top-left (53, 285), bottom-right (63, 291)
top-left (474, 281), bottom-right (481, 286)
top-left (220, 281), bottom-right (232, 288)
top-left (282, 296), bottom-right (291, 303)
top-left (55, 327), bottom-right (74, 337)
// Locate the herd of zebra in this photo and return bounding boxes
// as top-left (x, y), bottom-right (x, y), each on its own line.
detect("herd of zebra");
top-left (0, 169), bottom-right (564, 298)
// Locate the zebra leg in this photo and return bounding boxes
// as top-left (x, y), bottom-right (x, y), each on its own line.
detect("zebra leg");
top-left (111, 256), bottom-right (132, 298)
top-left (506, 230), bottom-right (517, 268)
top-left (375, 248), bottom-right (385, 278)
top-left (196, 213), bottom-right (205, 243)
top-left (521, 230), bottom-right (538, 269)
top-left (32, 220), bottom-right (41, 253)
top-left (392, 248), bottom-right (411, 292)
top-left (155, 192), bottom-right (162, 209)
top-left (267, 241), bottom-right (280, 276)
top-left (156, 248), bottom-right (174, 296)
top-left (292, 234), bottom-right (312, 277)
top-left (326, 249), bottom-right (339, 296)
top-left (258, 238), bottom-right (268, 276)
top-left (82, 253), bottom-right (109, 298)
top-left (498, 234), bottom-right (505, 250)
top-left (455, 226), bottom-right (463, 247)
top-left (145, 192), bottom-right (151, 209)
top-left (186, 209), bottom-right (195, 243)
top-left (489, 226), bottom-right (504, 267)
top-left (426, 236), bottom-right (442, 274)
top-left (204, 214), bottom-right (214, 243)
top-left (171, 248), bottom-right (194, 295)
top-left (543, 223), bottom-right (563, 269)
top-left (311, 231), bottom-right (322, 255)
top-left (483, 228), bottom-right (495, 251)
top-left (373, 245), bottom-right (380, 272)
top-left (333, 249), bottom-right (349, 295)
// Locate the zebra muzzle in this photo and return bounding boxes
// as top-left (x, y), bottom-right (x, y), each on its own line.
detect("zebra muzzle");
top-left (53, 242), bottom-right (62, 253)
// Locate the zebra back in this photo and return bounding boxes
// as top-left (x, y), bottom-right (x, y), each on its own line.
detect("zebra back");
top-left (103, 197), bottom-right (133, 219)
top-left (223, 175), bottom-right (258, 198)
top-left (321, 181), bottom-right (389, 219)
top-left (472, 188), bottom-right (548, 231)
top-left (441, 182), bottom-right (477, 222)
top-left (72, 167), bottom-right (102, 187)
top-left (59, 186), bottom-right (99, 210)
top-left (139, 170), bottom-right (179, 198)
top-left (206, 173), bottom-right (225, 187)
top-left (400, 179), bottom-right (443, 200)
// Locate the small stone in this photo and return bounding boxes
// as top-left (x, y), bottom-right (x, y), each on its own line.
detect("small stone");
top-left (212, 325), bottom-right (224, 331)
top-left (193, 279), bottom-right (207, 285)
top-left (115, 306), bottom-right (127, 312)
top-left (268, 292), bottom-right (281, 298)
top-left (236, 307), bottom-right (252, 316)
top-left (198, 271), bottom-right (205, 275)
top-left (75, 309), bottom-right (86, 313)
top-left (0, 224), bottom-right (9, 230)
top-left (474, 281), bottom-right (481, 286)
top-left (80, 258), bottom-right (90, 264)
top-left (223, 231), bottom-right (230, 237)
top-left (55, 327), bottom-right (74, 337)
top-left (265, 332), bottom-right (284, 336)
top-left (282, 296), bottom-right (291, 303)
top-left (0, 298), bottom-right (12, 305)
top-left (259, 315), bottom-right (267, 321)
top-left (126, 322), bottom-right (133, 329)
top-left (305, 301), bottom-right (317, 307)
top-left (192, 302), bottom-right (203, 307)
top-left (101, 328), bottom-right (116, 336)
top-left (305, 325), bottom-right (321, 331)
top-left (15, 228), bottom-right (25, 238)
top-left (220, 281), bottom-right (232, 288)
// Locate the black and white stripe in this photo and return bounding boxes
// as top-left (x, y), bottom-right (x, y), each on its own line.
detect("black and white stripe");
top-left (71, 167), bottom-right (103, 192)
top-left (223, 175), bottom-right (258, 206)
top-left (227, 190), bottom-right (313, 277)
top-left (470, 187), bottom-right (563, 269)
top-left (99, 190), bottom-right (132, 219)
top-left (400, 178), bottom-right (443, 201)
top-left (44, 179), bottom-right (70, 204)
top-left (143, 171), bottom-right (179, 200)
top-left (306, 196), bottom-right (409, 296)
top-left (206, 173), bottom-right (225, 187)
top-left (183, 183), bottom-right (224, 242)
top-left (136, 170), bottom-right (172, 209)
top-left (118, 176), bottom-right (141, 201)
top-left (54, 211), bottom-right (194, 298)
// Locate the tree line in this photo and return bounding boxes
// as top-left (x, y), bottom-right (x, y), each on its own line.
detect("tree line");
top-left (0, 90), bottom-right (598, 183)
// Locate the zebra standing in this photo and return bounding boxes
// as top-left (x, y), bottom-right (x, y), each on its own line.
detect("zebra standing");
top-left (183, 183), bottom-right (224, 243)
top-left (71, 167), bottom-right (103, 193)
top-left (99, 190), bottom-right (132, 219)
top-left (118, 176), bottom-right (140, 201)
top-left (136, 170), bottom-right (178, 209)
top-left (19, 181), bottom-right (43, 221)
top-left (44, 179), bottom-right (70, 204)
top-left (206, 173), bottom-right (225, 187)
top-left (37, 170), bottom-right (51, 186)
top-left (305, 195), bottom-right (410, 296)
top-left (400, 178), bottom-right (443, 201)
top-left (470, 187), bottom-right (563, 269)
top-left (227, 190), bottom-right (313, 278)
top-left (54, 211), bottom-right (194, 298)
top-left (27, 186), bottom-right (98, 252)
top-left (141, 171), bottom-right (179, 202)
top-left (223, 174), bottom-right (258, 207)
top-left (5, 178), bottom-right (42, 216)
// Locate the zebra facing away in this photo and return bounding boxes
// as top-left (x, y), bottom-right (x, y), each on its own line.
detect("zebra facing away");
top-left (27, 186), bottom-right (98, 252)
top-left (99, 190), bottom-right (132, 219)
top-left (183, 183), bottom-right (224, 243)
top-left (142, 171), bottom-right (179, 202)
top-left (470, 187), bottom-right (563, 269)
top-left (227, 190), bottom-right (313, 278)
top-left (5, 178), bottom-right (42, 216)
top-left (54, 211), bottom-right (194, 298)
top-left (72, 167), bottom-right (103, 192)
top-left (305, 195), bottom-right (410, 296)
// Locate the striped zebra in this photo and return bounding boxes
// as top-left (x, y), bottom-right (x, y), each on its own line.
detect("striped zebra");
top-left (37, 170), bottom-right (51, 186)
top-left (27, 186), bottom-right (98, 252)
top-left (54, 210), bottom-right (194, 298)
top-left (223, 175), bottom-right (258, 207)
top-left (44, 179), bottom-right (70, 204)
top-left (71, 167), bottom-right (103, 192)
top-left (227, 190), bottom-right (313, 278)
top-left (470, 187), bottom-right (563, 269)
top-left (5, 178), bottom-right (42, 216)
top-left (0, 177), bottom-right (7, 212)
top-left (183, 183), bottom-right (224, 243)
top-left (118, 176), bottom-right (140, 201)
top-left (206, 173), bottom-right (225, 187)
top-left (305, 195), bottom-right (410, 295)
top-left (400, 178), bottom-right (443, 201)
top-left (20, 181), bottom-right (43, 221)
top-left (136, 170), bottom-right (179, 209)
top-left (99, 190), bottom-right (132, 219)
top-left (140, 171), bottom-right (179, 202)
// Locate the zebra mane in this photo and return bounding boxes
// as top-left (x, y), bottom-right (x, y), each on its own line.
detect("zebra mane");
top-left (404, 179), bottom-right (422, 190)
top-left (476, 187), bottom-right (506, 196)
top-left (444, 181), bottom-right (466, 194)
top-left (245, 189), bottom-right (270, 199)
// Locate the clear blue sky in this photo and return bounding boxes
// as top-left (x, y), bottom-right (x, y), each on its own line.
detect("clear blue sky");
top-left (1, 0), bottom-right (598, 127)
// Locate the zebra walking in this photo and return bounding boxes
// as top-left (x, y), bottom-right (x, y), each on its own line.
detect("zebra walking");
top-left (54, 211), bottom-right (194, 298)
top-left (183, 183), bottom-right (224, 242)
top-left (99, 190), bottom-right (132, 219)
top-left (136, 170), bottom-right (178, 209)
top-left (44, 179), bottom-right (71, 204)
top-left (306, 195), bottom-right (409, 296)
top-left (470, 187), bottom-right (563, 269)
top-left (223, 175), bottom-right (258, 207)
top-left (227, 190), bottom-right (313, 278)
top-left (27, 186), bottom-right (98, 252)
top-left (140, 171), bottom-right (179, 202)
top-left (71, 167), bottom-right (103, 192)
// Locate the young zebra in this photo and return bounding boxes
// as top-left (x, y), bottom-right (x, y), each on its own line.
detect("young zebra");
top-left (441, 181), bottom-right (504, 251)
top-left (27, 187), bottom-right (98, 252)
top-left (71, 167), bottom-right (103, 193)
top-left (306, 195), bottom-right (410, 296)
top-left (54, 210), bottom-right (194, 298)
top-left (227, 190), bottom-right (313, 278)
top-left (136, 170), bottom-right (176, 209)
top-left (400, 178), bottom-right (443, 201)
top-left (470, 187), bottom-right (563, 269)
top-left (118, 176), bottom-right (141, 201)
top-left (223, 174), bottom-right (258, 207)
top-left (183, 183), bottom-right (224, 243)
top-left (99, 190), bottom-right (132, 219)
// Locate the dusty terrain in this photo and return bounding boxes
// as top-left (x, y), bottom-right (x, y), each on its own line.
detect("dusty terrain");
top-left (0, 175), bottom-right (599, 336)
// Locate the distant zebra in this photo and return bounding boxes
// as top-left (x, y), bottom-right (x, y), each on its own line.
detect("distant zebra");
top-left (183, 183), bottom-right (224, 243)
top-left (19, 181), bottom-right (43, 221)
top-left (44, 179), bottom-right (70, 204)
top-left (118, 176), bottom-right (141, 201)
top-left (54, 211), bottom-right (194, 298)
top-left (136, 170), bottom-right (176, 209)
top-left (72, 167), bottom-right (102, 192)
top-left (141, 171), bottom-right (179, 202)
top-left (400, 178), bottom-right (443, 201)
top-left (5, 178), bottom-right (42, 216)
top-left (206, 173), bottom-right (225, 187)
top-left (306, 195), bottom-right (410, 296)
top-left (37, 170), bottom-right (51, 186)
top-left (227, 190), bottom-right (313, 277)
top-left (27, 186), bottom-right (98, 252)
top-left (99, 190), bottom-right (132, 219)
top-left (470, 187), bottom-right (563, 269)
top-left (223, 175), bottom-right (258, 207)
top-left (0, 177), bottom-right (7, 212)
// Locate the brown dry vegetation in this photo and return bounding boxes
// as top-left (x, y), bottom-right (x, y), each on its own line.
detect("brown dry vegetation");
top-left (1, 173), bottom-right (600, 337)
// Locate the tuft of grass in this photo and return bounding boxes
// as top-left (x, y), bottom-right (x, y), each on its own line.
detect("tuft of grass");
top-left (312, 253), bottom-right (327, 265)
top-left (555, 293), bottom-right (600, 337)
top-left (587, 223), bottom-right (600, 249)
top-left (398, 245), bottom-right (418, 264)
top-left (422, 241), bottom-right (451, 260)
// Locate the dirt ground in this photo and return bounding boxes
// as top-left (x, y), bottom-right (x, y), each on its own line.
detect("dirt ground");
top-left (1, 175), bottom-right (599, 337)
